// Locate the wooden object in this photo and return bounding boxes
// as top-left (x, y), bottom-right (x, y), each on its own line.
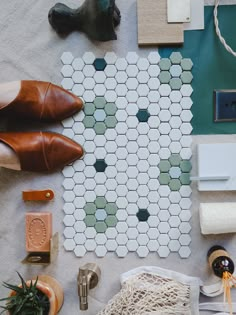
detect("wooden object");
top-left (137, 0), bottom-right (184, 46)
top-left (22, 232), bottom-right (58, 265)
top-left (25, 212), bottom-right (52, 252)
top-left (22, 189), bottom-right (54, 201)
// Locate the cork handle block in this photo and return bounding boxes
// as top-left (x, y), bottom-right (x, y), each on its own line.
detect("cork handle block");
top-left (25, 212), bottom-right (52, 252)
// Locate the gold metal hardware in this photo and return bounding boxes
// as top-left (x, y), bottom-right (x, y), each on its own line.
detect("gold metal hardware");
top-left (21, 232), bottom-right (59, 265)
top-left (78, 263), bottom-right (101, 310)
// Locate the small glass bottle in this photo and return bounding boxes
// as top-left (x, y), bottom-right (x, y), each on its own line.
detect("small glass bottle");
top-left (207, 245), bottom-right (234, 278)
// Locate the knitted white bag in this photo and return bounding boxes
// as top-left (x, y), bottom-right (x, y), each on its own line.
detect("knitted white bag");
top-left (97, 266), bottom-right (236, 315)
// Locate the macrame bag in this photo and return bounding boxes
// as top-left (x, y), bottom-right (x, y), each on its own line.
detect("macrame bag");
top-left (97, 266), bottom-right (236, 315)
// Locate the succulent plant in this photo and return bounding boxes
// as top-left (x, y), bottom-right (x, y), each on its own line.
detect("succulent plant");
top-left (0, 272), bottom-right (49, 315)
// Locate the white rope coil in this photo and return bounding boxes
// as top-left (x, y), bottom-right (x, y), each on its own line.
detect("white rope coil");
top-left (214, 0), bottom-right (236, 57)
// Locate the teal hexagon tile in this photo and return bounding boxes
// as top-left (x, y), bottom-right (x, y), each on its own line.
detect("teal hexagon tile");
top-left (93, 58), bottom-right (107, 71)
top-left (83, 116), bottom-right (95, 128)
top-left (105, 116), bottom-right (117, 128)
top-left (105, 216), bottom-right (118, 227)
top-left (159, 71), bottom-right (171, 83)
top-left (159, 58), bottom-right (171, 70)
top-left (170, 52), bottom-right (182, 64)
top-left (169, 154), bottom-right (182, 166)
top-left (159, 173), bottom-right (171, 185)
top-left (84, 215), bottom-right (97, 227)
top-left (94, 96), bottom-right (106, 109)
top-left (94, 122), bottom-right (106, 134)
top-left (181, 71), bottom-right (193, 84)
top-left (159, 160), bottom-right (171, 172)
top-left (84, 103), bottom-right (95, 115)
top-left (180, 173), bottom-right (191, 185)
top-left (104, 102), bottom-right (117, 115)
top-left (95, 222), bottom-right (107, 233)
top-left (169, 179), bottom-right (182, 191)
top-left (180, 160), bottom-right (192, 172)
top-left (95, 196), bottom-right (107, 208)
top-left (181, 58), bottom-right (193, 71)
top-left (105, 203), bottom-right (118, 215)
top-left (169, 78), bottom-right (182, 90)
top-left (84, 203), bottom-right (96, 215)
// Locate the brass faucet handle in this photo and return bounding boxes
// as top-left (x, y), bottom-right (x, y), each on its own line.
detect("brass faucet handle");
top-left (78, 263), bottom-right (101, 311)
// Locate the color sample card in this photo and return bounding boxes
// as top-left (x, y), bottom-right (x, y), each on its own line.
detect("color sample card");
top-left (61, 51), bottom-right (193, 258)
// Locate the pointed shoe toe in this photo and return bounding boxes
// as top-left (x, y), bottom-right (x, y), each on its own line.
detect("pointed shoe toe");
top-left (2, 80), bottom-right (84, 122)
top-left (0, 131), bottom-right (84, 172)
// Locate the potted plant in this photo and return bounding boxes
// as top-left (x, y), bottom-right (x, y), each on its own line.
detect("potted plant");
top-left (0, 272), bottom-right (63, 315)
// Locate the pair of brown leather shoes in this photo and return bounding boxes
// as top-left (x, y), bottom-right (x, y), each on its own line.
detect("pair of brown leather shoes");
top-left (0, 80), bottom-right (84, 172)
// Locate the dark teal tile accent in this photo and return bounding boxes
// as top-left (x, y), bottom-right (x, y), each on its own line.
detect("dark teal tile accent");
top-left (93, 58), bottom-right (107, 71)
top-left (136, 209), bottom-right (150, 222)
top-left (94, 159), bottom-right (108, 172)
top-left (136, 109), bottom-right (150, 122)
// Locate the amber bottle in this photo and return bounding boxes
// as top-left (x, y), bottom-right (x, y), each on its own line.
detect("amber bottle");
top-left (207, 245), bottom-right (234, 278)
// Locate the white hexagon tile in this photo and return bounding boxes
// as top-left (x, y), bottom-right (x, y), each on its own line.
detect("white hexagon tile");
top-left (60, 51), bottom-right (193, 259)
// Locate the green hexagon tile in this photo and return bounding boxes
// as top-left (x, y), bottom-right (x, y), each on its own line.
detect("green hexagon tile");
top-left (61, 51), bottom-right (193, 259)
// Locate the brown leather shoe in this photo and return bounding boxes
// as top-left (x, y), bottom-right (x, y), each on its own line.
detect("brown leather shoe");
top-left (0, 131), bottom-right (84, 172)
top-left (1, 80), bottom-right (83, 122)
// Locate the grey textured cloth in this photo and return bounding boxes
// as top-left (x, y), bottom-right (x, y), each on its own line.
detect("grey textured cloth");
top-left (0, 1), bottom-right (235, 314)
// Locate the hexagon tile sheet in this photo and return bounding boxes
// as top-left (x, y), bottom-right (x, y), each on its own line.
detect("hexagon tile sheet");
top-left (61, 51), bottom-right (193, 259)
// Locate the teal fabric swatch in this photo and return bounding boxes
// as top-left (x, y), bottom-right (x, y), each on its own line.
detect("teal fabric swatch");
top-left (159, 5), bottom-right (236, 135)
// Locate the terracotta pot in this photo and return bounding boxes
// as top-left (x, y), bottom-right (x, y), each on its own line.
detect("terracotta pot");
top-left (9, 275), bottom-right (63, 315)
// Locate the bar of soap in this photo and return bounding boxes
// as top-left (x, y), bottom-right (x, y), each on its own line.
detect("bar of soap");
top-left (25, 212), bottom-right (52, 252)
top-left (199, 202), bottom-right (236, 235)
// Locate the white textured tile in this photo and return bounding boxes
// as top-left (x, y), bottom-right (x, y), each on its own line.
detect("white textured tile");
top-left (61, 65), bottom-right (74, 77)
top-left (94, 71), bottom-right (106, 83)
top-left (64, 239), bottom-right (76, 251)
top-left (105, 240), bottom-right (118, 251)
top-left (74, 233), bottom-right (86, 245)
top-left (137, 71), bottom-right (150, 84)
top-left (180, 84), bottom-right (193, 96)
top-left (116, 246), bottom-right (128, 257)
top-left (94, 84), bottom-right (106, 96)
top-left (115, 71), bottom-right (128, 83)
top-left (104, 52), bottom-right (117, 64)
top-left (137, 58), bottom-right (149, 71)
top-left (115, 58), bottom-right (128, 71)
top-left (126, 90), bottom-right (139, 103)
top-left (126, 52), bottom-right (139, 64)
top-left (148, 51), bottom-right (160, 64)
top-left (159, 84), bottom-right (171, 96)
top-left (85, 239), bottom-right (97, 251)
top-left (72, 58), bottom-right (84, 70)
top-left (127, 240), bottom-right (139, 251)
top-left (147, 240), bottom-right (159, 252)
top-left (137, 246), bottom-right (149, 257)
top-left (83, 52), bottom-right (95, 64)
top-left (61, 52), bottom-right (74, 64)
top-left (148, 65), bottom-right (160, 77)
top-left (95, 245), bottom-right (107, 257)
top-left (61, 78), bottom-right (74, 90)
top-left (126, 78), bottom-right (139, 90)
top-left (178, 246), bottom-right (191, 258)
top-left (148, 78), bottom-right (160, 90)
top-left (64, 227), bottom-right (76, 238)
top-left (170, 65), bottom-right (182, 77)
top-left (83, 65), bottom-right (95, 77)
top-left (105, 65), bottom-right (117, 77)
top-left (158, 246), bottom-right (170, 258)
